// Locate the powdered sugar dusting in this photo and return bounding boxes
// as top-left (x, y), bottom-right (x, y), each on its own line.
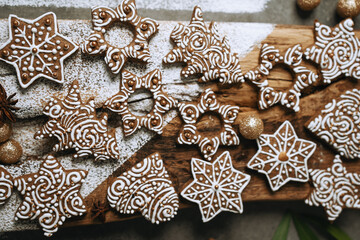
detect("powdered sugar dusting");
top-left (0, 0), bottom-right (270, 13)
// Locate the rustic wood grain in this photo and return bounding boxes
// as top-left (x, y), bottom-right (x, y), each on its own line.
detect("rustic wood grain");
top-left (64, 24), bottom-right (360, 227)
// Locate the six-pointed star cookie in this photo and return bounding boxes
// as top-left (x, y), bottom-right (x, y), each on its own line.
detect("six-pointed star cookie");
top-left (305, 18), bottom-right (360, 84)
top-left (34, 80), bottom-right (120, 161)
top-left (305, 155), bottom-right (360, 221)
top-left (181, 151), bottom-right (250, 222)
top-left (105, 69), bottom-right (177, 136)
top-left (0, 12), bottom-right (78, 88)
top-left (163, 6), bottom-right (244, 85)
top-left (14, 155), bottom-right (87, 237)
top-left (178, 88), bottom-right (239, 160)
top-left (247, 121), bottom-right (316, 191)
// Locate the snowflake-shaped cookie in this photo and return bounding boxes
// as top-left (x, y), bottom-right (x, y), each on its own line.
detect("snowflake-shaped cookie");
top-left (105, 69), bottom-right (177, 136)
top-left (181, 151), bottom-right (250, 222)
top-left (81, 0), bottom-right (159, 74)
top-left (178, 88), bottom-right (239, 160)
top-left (0, 166), bottom-right (13, 205)
top-left (163, 6), bottom-right (244, 85)
top-left (0, 12), bottom-right (78, 88)
top-left (107, 152), bottom-right (179, 224)
top-left (245, 44), bottom-right (318, 112)
top-left (247, 121), bottom-right (316, 191)
top-left (34, 80), bottom-right (120, 161)
top-left (307, 89), bottom-right (360, 160)
top-left (305, 18), bottom-right (360, 84)
top-left (305, 155), bottom-right (360, 221)
top-left (14, 155), bottom-right (87, 237)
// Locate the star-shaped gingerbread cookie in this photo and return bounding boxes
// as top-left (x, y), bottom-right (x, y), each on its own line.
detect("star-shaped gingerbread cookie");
top-left (0, 12), bottom-right (78, 88)
top-left (163, 6), bottom-right (244, 85)
top-left (178, 88), bottom-right (239, 160)
top-left (34, 80), bottom-right (120, 161)
top-left (305, 18), bottom-right (360, 84)
top-left (14, 155), bottom-right (87, 237)
top-left (305, 155), bottom-right (360, 221)
top-left (105, 69), bottom-right (177, 136)
top-left (181, 151), bottom-right (250, 222)
top-left (247, 121), bottom-right (316, 191)
top-left (107, 152), bottom-right (179, 224)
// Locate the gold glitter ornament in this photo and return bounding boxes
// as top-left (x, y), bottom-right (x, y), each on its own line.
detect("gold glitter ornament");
top-left (337, 0), bottom-right (360, 18)
top-left (0, 122), bottom-right (12, 143)
top-left (239, 114), bottom-right (264, 140)
top-left (0, 139), bottom-right (22, 164)
top-left (297, 0), bottom-right (321, 11)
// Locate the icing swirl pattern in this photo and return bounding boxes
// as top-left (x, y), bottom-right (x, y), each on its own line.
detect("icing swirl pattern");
top-left (305, 155), bottom-right (360, 221)
top-left (34, 80), bottom-right (120, 161)
top-left (107, 153), bottom-right (179, 224)
top-left (14, 155), bottom-right (87, 237)
top-left (163, 6), bottom-right (244, 85)
top-left (307, 89), bottom-right (360, 160)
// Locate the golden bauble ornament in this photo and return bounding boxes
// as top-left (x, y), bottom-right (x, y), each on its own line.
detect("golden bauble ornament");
top-left (337, 0), bottom-right (360, 18)
top-left (0, 139), bottom-right (22, 164)
top-left (239, 114), bottom-right (264, 140)
top-left (0, 123), bottom-right (12, 143)
top-left (297, 0), bottom-right (321, 11)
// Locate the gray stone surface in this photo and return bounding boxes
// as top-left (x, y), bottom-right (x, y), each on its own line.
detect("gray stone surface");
top-left (0, 0), bottom-right (360, 239)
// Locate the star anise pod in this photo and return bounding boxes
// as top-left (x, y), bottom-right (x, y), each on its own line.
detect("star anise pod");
top-left (91, 200), bottom-right (109, 223)
top-left (0, 83), bottom-right (19, 124)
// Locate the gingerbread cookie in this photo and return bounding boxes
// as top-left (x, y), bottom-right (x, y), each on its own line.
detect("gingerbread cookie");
top-left (247, 121), bottom-right (316, 191)
top-left (245, 44), bottom-right (318, 112)
top-left (307, 89), bottom-right (360, 159)
top-left (178, 88), bottom-right (239, 160)
top-left (163, 6), bottom-right (244, 85)
top-left (181, 151), bottom-right (250, 222)
top-left (14, 155), bottom-right (87, 237)
top-left (305, 155), bottom-right (360, 221)
top-left (81, 0), bottom-right (159, 74)
top-left (34, 80), bottom-right (120, 161)
top-left (105, 69), bottom-right (177, 136)
top-left (0, 83), bottom-right (19, 124)
top-left (0, 12), bottom-right (78, 88)
top-left (107, 153), bottom-right (179, 224)
top-left (305, 18), bottom-right (360, 84)
top-left (0, 166), bottom-right (13, 205)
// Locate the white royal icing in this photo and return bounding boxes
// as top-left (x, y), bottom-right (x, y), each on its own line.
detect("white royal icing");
top-left (245, 44), bottom-right (318, 112)
top-left (305, 155), bottom-right (360, 221)
top-left (34, 80), bottom-right (120, 161)
top-left (307, 89), bottom-right (360, 160)
top-left (0, 166), bottom-right (13, 205)
top-left (81, 0), bottom-right (159, 74)
top-left (181, 151), bottom-right (250, 222)
top-left (247, 121), bottom-right (316, 191)
top-left (105, 69), bottom-right (177, 136)
top-left (177, 88), bottom-right (239, 160)
top-left (107, 152), bottom-right (179, 224)
top-left (163, 6), bottom-right (244, 85)
top-left (0, 12), bottom-right (78, 88)
top-left (13, 155), bottom-right (87, 237)
top-left (305, 18), bottom-right (360, 84)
